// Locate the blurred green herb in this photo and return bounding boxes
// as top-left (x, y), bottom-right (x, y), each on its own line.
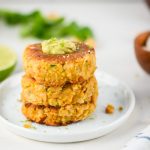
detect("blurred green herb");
top-left (0, 9), bottom-right (94, 41)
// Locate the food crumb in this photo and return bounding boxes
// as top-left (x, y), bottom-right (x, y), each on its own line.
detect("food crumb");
top-left (23, 123), bottom-right (32, 129)
top-left (22, 120), bottom-right (36, 129)
top-left (118, 106), bottom-right (123, 112)
top-left (105, 104), bottom-right (115, 114)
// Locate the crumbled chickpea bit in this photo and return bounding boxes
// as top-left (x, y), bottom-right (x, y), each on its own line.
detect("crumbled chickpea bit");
top-left (105, 104), bottom-right (115, 114)
top-left (23, 123), bottom-right (32, 129)
top-left (23, 123), bottom-right (36, 129)
top-left (118, 106), bottom-right (123, 112)
top-left (22, 120), bottom-right (36, 129)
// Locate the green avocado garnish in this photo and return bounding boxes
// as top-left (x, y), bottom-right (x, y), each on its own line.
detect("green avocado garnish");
top-left (42, 38), bottom-right (77, 54)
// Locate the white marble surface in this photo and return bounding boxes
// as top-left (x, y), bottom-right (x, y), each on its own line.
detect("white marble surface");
top-left (0, 1), bottom-right (150, 150)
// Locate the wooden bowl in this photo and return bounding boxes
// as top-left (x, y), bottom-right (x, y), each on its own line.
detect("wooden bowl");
top-left (135, 31), bottom-right (150, 74)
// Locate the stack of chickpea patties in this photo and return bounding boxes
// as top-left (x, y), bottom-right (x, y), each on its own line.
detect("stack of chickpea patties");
top-left (21, 40), bottom-right (98, 126)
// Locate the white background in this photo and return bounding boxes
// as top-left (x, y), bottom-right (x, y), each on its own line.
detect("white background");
top-left (0, 1), bottom-right (150, 150)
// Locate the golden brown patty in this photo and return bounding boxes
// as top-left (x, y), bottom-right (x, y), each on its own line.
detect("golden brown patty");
top-left (23, 43), bottom-right (96, 86)
top-left (21, 75), bottom-right (98, 107)
top-left (22, 95), bottom-right (97, 126)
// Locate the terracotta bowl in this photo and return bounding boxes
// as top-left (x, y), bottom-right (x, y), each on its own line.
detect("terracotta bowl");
top-left (134, 31), bottom-right (150, 74)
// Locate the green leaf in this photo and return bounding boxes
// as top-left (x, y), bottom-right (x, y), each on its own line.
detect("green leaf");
top-left (0, 9), bottom-right (94, 40)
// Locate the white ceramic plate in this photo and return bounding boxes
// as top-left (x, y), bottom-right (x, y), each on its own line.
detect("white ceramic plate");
top-left (0, 70), bottom-right (135, 143)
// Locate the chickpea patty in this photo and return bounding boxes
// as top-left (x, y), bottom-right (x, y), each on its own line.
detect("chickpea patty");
top-left (22, 96), bottom-right (97, 126)
top-left (21, 75), bottom-right (98, 107)
top-left (23, 43), bottom-right (96, 86)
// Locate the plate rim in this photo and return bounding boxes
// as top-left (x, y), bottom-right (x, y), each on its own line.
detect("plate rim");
top-left (0, 71), bottom-right (135, 142)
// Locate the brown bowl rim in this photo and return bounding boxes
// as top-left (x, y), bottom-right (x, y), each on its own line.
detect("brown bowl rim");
top-left (135, 31), bottom-right (150, 55)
